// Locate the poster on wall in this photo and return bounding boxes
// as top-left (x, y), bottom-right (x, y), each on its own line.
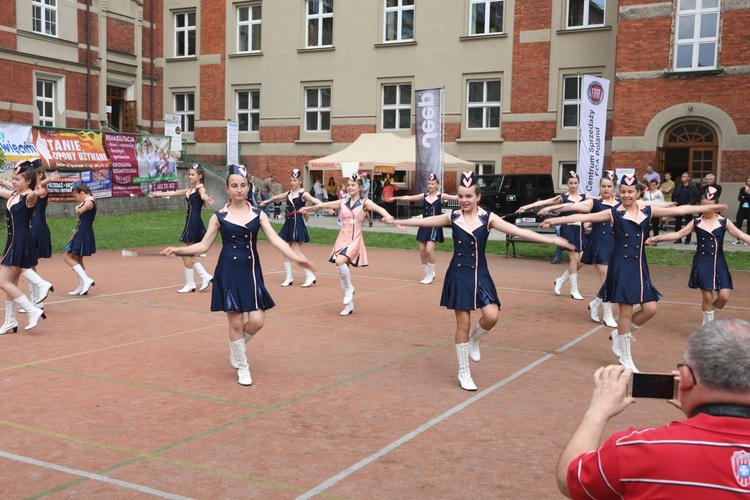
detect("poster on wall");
top-left (165, 113), bottom-right (183, 153)
top-left (105, 133), bottom-right (179, 197)
top-left (0, 123), bottom-right (37, 183)
top-left (32, 129), bottom-right (110, 171)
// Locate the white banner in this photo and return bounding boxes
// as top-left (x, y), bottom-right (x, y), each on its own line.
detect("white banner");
top-left (164, 113), bottom-right (182, 153)
top-left (415, 88), bottom-right (442, 194)
top-left (227, 122), bottom-right (239, 165)
top-left (578, 75), bottom-right (609, 196)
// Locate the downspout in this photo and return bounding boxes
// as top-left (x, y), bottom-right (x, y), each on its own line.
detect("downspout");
top-left (86, 0), bottom-right (91, 129)
top-left (150, 0), bottom-right (155, 132)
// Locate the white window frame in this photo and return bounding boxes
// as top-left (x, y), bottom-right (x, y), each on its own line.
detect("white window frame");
top-left (36, 79), bottom-right (56, 127)
top-left (565, 0), bottom-right (605, 30)
top-left (559, 161), bottom-right (578, 190)
top-left (237, 5), bottom-right (262, 53)
top-left (306, 0), bottom-right (334, 48)
top-left (381, 83), bottom-right (412, 131)
top-left (236, 90), bottom-right (260, 132)
top-left (174, 11), bottom-right (197, 58)
top-left (476, 162), bottom-right (495, 175)
top-left (174, 93), bottom-right (195, 133)
top-left (384, 0), bottom-right (415, 43)
top-left (469, 0), bottom-right (504, 36)
top-left (305, 87), bottom-right (331, 132)
top-left (673, 0), bottom-right (720, 71)
top-left (32, 0), bottom-right (57, 37)
top-left (561, 75), bottom-right (583, 129)
top-left (466, 79), bottom-right (501, 130)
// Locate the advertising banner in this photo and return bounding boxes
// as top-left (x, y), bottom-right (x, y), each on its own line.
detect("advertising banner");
top-left (165, 113), bottom-right (182, 153)
top-left (577, 75), bottom-right (609, 197)
top-left (414, 88), bottom-right (442, 195)
top-left (33, 128), bottom-right (110, 171)
top-left (0, 123), bottom-right (37, 182)
top-left (106, 133), bottom-right (178, 197)
top-left (227, 122), bottom-right (239, 165)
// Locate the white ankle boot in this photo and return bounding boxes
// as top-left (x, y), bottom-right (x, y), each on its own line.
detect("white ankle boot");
top-left (229, 332), bottom-right (255, 369)
top-left (0, 300), bottom-right (18, 335)
top-left (610, 330), bottom-right (622, 357)
top-left (69, 275), bottom-right (84, 295)
top-left (340, 301), bottom-right (354, 316)
top-left (22, 269), bottom-right (53, 304)
top-left (569, 273), bottom-right (583, 300)
top-left (193, 263), bottom-right (213, 291)
top-left (281, 262), bottom-right (294, 287)
top-left (468, 323), bottom-right (491, 362)
top-left (420, 263), bottom-right (435, 285)
top-left (602, 302), bottom-right (618, 327)
top-left (178, 268), bottom-right (196, 293)
top-left (554, 270), bottom-right (570, 295)
top-left (230, 338), bottom-right (252, 386)
top-left (589, 297), bottom-right (602, 322)
top-left (456, 343), bottom-right (477, 391)
top-left (302, 268), bottom-right (316, 288)
top-left (618, 333), bottom-right (639, 373)
top-left (15, 296), bottom-right (46, 330)
top-left (701, 309), bottom-right (715, 325)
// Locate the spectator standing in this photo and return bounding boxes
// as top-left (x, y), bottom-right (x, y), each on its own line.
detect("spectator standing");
top-left (673, 171), bottom-right (700, 244)
top-left (556, 318), bottom-right (750, 499)
top-left (312, 178), bottom-right (326, 216)
top-left (659, 171), bottom-right (675, 230)
top-left (699, 173), bottom-right (722, 201)
top-left (643, 179), bottom-right (665, 239)
top-left (259, 173), bottom-right (277, 216)
top-left (271, 176), bottom-right (284, 219)
top-left (641, 164), bottom-right (661, 185)
top-left (734, 175), bottom-right (750, 244)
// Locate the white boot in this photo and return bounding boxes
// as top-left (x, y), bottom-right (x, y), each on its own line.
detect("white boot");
top-left (610, 330), bottom-right (622, 357)
top-left (193, 263), bottom-right (213, 291)
top-left (602, 302), bottom-right (618, 327)
top-left (618, 333), bottom-right (639, 373)
top-left (569, 273), bottom-right (583, 300)
top-left (177, 267), bottom-right (196, 293)
top-left (69, 274), bottom-right (84, 295)
top-left (420, 263), bottom-right (436, 285)
top-left (340, 301), bottom-right (354, 316)
top-left (281, 262), bottom-right (294, 287)
top-left (19, 281), bottom-right (37, 313)
top-left (15, 295), bottom-right (46, 330)
top-left (229, 332), bottom-right (255, 369)
top-left (229, 338), bottom-right (252, 386)
top-left (468, 322), bottom-right (491, 362)
top-left (72, 264), bottom-right (95, 296)
top-left (0, 300), bottom-right (18, 335)
top-left (455, 343), bottom-right (477, 391)
top-left (554, 270), bottom-right (570, 295)
top-left (588, 297), bottom-right (602, 323)
top-left (302, 268), bottom-right (317, 288)
top-left (22, 269), bottom-right (53, 304)
top-left (701, 309), bottom-right (715, 325)
top-left (338, 264), bottom-right (354, 304)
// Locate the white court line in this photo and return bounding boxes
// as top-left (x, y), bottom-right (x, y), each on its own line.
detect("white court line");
top-left (297, 325), bottom-right (603, 499)
top-left (0, 450), bottom-right (191, 499)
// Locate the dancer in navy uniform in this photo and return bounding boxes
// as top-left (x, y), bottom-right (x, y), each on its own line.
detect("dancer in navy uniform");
top-left (149, 164), bottom-right (214, 292)
top-left (386, 172), bottom-right (573, 391)
top-left (390, 173), bottom-right (458, 284)
top-left (543, 175), bottom-right (728, 372)
top-left (518, 171), bottom-right (588, 300)
top-left (539, 171), bottom-right (620, 327)
top-left (162, 165), bottom-right (315, 386)
top-left (63, 182), bottom-right (98, 296)
top-left (647, 186), bottom-right (750, 325)
top-left (21, 164), bottom-right (56, 310)
top-left (260, 168), bottom-right (324, 287)
top-left (0, 160), bottom-right (46, 333)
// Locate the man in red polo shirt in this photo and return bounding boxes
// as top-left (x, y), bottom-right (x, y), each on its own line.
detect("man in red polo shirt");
top-left (556, 318), bottom-right (750, 498)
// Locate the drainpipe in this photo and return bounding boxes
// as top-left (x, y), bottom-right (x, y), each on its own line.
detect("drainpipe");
top-left (86, 0), bottom-right (91, 129)
top-left (150, 0), bottom-right (155, 132)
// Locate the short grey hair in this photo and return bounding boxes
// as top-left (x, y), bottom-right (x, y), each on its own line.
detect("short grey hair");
top-left (684, 319), bottom-right (750, 392)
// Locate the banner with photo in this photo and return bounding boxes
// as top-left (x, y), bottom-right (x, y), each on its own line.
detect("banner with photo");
top-left (105, 133), bottom-right (178, 197)
top-left (414, 88), bottom-right (442, 195)
top-left (577, 75), bottom-right (609, 197)
top-left (32, 128), bottom-right (110, 171)
top-left (0, 123), bottom-right (37, 183)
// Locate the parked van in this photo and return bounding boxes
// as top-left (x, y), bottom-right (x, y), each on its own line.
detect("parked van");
top-left (444, 174), bottom-right (556, 218)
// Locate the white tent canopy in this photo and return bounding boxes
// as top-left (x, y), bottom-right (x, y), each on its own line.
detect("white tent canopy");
top-left (307, 133), bottom-right (475, 172)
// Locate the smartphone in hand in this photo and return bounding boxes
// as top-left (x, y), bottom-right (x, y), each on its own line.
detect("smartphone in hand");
top-left (628, 373), bottom-right (678, 399)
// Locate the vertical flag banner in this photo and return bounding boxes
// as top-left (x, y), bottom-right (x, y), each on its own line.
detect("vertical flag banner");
top-left (227, 122), bottom-right (239, 165)
top-left (578, 75), bottom-right (609, 196)
top-left (415, 88), bottom-right (442, 194)
top-left (165, 113), bottom-right (183, 153)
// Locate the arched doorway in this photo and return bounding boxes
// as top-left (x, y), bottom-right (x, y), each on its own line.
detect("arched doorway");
top-left (657, 121), bottom-right (718, 187)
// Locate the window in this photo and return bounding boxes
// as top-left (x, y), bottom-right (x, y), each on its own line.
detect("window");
top-left (382, 84), bottom-right (412, 130)
top-left (561, 75), bottom-right (582, 128)
top-left (237, 90), bottom-right (260, 132)
top-left (559, 161), bottom-right (578, 189)
top-left (466, 80), bottom-right (501, 129)
top-left (175, 11), bottom-right (196, 57)
top-left (384, 0), bottom-right (414, 42)
top-left (566, 0), bottom-right (605, 29)
top-left (674, 0), bottom-right (719, 70)
top-left (36, 80), bottom-right (55, 127)
top-left (174, 93), bottom-right (195, 133)
top-left (32, 0), bottom-right (57, 37)
top-left (307, 0), bottom-right (333, 48)
top-left (305, 87), bottom-right (331, 132)
top-left (470, 0), bottom-right (504, 35)
top-left (238, 5), bottom-right (261, 53)
top-left (476, 162), bottom-right (495, 175)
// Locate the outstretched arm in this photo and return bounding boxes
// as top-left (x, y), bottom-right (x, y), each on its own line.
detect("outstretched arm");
top-left (385, 211), bottom-right (450, 228)
top-left (259, 214), bottom-right (316, 270)
top-left (390, 193), bottom-right (424, 203)
top-left (149, 187), bottom-right (189, 198)
top-left (260, 191), bottom-right (288, 206)
top-left (541, 210), bottom-right (610, 227)
top-left (646, 223), bottom-right (693, 245)
top-left (539, 199), bottom-right (594, 217)
top-left (516, 195), bottom-right (563, 214)
top-left (299, 200), bottom-right (341, 212)
top-left (197, 186), bottom-right (215, 205)
top-left (162, 214), bottom-right (219, 257)
top-left (650, 203), bottom-right (728, 218)
top-left (363, 199), bottom-right (398, 225)
top-left (726, 220), bottom-right (750, 244)
top-left (490, 214), bottom-right (575, 249)
top-left (441, 193), bottom-right (459, 202)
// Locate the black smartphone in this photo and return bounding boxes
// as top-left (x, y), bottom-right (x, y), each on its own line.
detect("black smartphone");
top-left (628, 373), bottom-right (678, 399)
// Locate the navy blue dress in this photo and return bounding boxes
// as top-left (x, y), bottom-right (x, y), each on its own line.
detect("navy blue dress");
top-left (416, 193), bottom-right (445, 243)
top-left (31, 193), bottom-right (52, 259)
top-left (581, 198), bottom-right (618, 265)
top-left (66, 198), bottom-right (97, 256)
top-left (559, 193), bottom-right (587, 251)
top-left (210, 207), bottom-right (275, 313)
top-left (689, 217), bottom-right (733, 291)
top-left (440, 211), bottom-right (501, 311)
top-left (180, 186), bottom-right (207, 243)
top-left (278, 190), bottom-right (310, 243)
top-left (598, 205), bottom-right (661, 304)
top-left (2, 193), bottom-right (38, 268)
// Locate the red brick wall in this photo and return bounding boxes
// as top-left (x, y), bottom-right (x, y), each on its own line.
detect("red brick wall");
top-left (332, 125), bottom-right (376, 143)
top-left (721, 151), bottom-right (750, 182)
top-left (501, 156), bottom-right (553, 174)
top-left (502, 121), bottom-right (556, 142)
top-left (106, 17), bottom-right (133, 55)
top-left (510, 0), bottom-right (551, 114)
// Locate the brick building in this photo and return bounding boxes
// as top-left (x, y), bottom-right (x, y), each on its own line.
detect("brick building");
top-left (1, 1), bottom-right (748, 210)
